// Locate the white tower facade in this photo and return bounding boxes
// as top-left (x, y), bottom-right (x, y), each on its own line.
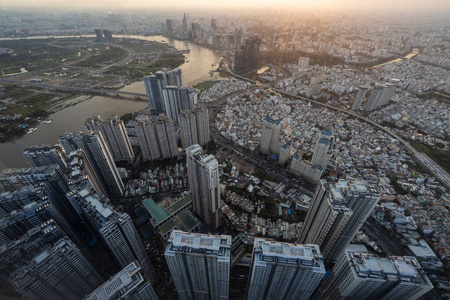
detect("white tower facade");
top-left (165, 230), bottom-right (231, 300)
top-left (247, 238), bottom-right (325, 300)
top-left (186, 144), bottom-right (220, 229)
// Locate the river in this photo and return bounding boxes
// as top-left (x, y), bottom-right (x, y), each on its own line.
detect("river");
top-left (0, 35), bottom-right (221, 171)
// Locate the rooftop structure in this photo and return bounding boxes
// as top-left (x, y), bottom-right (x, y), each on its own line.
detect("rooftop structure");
top-left (247, 238), bottom-right (325, 300)
top-left (165, 230), bottom-right (231, 300)
top-left (84, 261), bottom-right (158, 300)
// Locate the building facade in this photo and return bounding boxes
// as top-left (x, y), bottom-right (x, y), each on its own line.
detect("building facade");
top-left (351, 86), bottom-right (368, 110)
top-left (298, 180), bottom-right (380, 263)
top-left (260, 116), bottom-right (281, 155)
top-left (85, 115), bottom-right (134, 162)
top-left (247, 238), bottom-right (325, 300)
top-left (186, 144), bottom-right (220, 229)
top-left (134, 114), bottom-right (178, 161)
top-left (10, 239), bottom-right (103, 300)
top-left (84, 261), bottom-right (158, 300)
top-left (23, 144), bottom-right (67, 172)
top-left (314, 250), bottom-right (433, 300)
top-left (59, 131), bottom-right (124, 198)
top-left (179, 107), bottom-right (210, 150)
top-left (165, 230), bottom-right (231, 300)
top-left (66, 187), bottom-right (153, 279)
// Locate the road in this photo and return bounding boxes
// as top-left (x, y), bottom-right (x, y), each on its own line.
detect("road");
top-left (206, 89), bottom-right (315, 197)
top-left (0, 78), bottom-right (147, 99)
top-left (363, 219), bottom-right (408, 256)
top-left (224, 66), bottom-right (450, 190)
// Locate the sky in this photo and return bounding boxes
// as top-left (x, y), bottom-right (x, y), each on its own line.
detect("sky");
top-left (1, 0), bottom-right (450, 13)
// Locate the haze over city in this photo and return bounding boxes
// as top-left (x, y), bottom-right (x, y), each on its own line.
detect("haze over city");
top-left (1, 0), bottom-right (450, 13)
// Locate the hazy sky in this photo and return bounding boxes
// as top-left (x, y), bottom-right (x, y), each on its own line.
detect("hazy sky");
top-left (1, 0), bottom-right (450, 13)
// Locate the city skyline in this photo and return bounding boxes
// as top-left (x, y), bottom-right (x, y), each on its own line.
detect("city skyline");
top-left (1, 0), bottom-right (449, 13)
top-left (0, 3), bottom-right (448, 299)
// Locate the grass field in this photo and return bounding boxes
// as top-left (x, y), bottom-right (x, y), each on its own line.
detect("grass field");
top-left (76, 44), bottom-right (128, 68)
top-left (106, 52), bottom-right (184, 80)
top-left (409, 140), bottom-right (450, 174)
top-left (0, 39), bottom-right (82, 75)
top-left (117, 38), bottom-right (172, 53)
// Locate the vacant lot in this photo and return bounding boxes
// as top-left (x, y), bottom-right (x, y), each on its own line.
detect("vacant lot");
top-left (0, 39), bottom-right (82, 75)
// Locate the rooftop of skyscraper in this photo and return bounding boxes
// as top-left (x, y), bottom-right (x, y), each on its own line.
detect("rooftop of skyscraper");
top-left (264, 116), bottom-right (281, 125)
top-left (253, 238), bottom-right (325, 271)
top-left (168, 230), bottom-right (231, 253)
top-left (347, 251), bottom-right (433, 286)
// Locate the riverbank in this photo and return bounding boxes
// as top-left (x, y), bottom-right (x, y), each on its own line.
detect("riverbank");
top-left (0, 36), bottom-right (187, 143)
top-left (0, 34), bottom-right (221, 170)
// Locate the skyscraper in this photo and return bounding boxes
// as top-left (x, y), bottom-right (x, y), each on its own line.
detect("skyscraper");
top-left (66, 187), bottom-right (155, 281)
top-left (234, 37), bottom-right (261, 74)
top-left (165, 230), bottom-right (231, 300)
top-left (84, 261), bottom-right (158, 300)
top-left (164, 68), bottom-right (183, 87)
top-left (186, 144), bottom-right (220, 229)
top-left (314, 250), bottom-right (433, 300)
top-left (94, 29), bottom-right (103, 42)
top-left (247, 238), bottom-right (325, 300)
top-left (311, 129), bottom-right (333, 169)
top-left (279, 141), bottom-right (293, 165)
top-left (260, 116), bottom-right (281, 154)
top-left (166, 19), bottom-right (174, 36)
top-left (10, 238), bottom-right (103, 300)
top-left (182, 13), bottom-right (188, 38)
top-left (0, 166), bottom-right (79, 228)
top-left (85, 115), bottom-right (135, 162)
top-left (351, 86), bottom-right (368, 110)
top-left (66, 149), bottom-right (106, 197)
top-left (179, 107), bottom-right (210, 149)
top-left (134, 114), bottom-right (178, 161)
top-left (163, 86), bottom-right (195, 123)
top-left (23, 144), bottom-right (67, 172)
top-left (0, 196), bottom-right (71, 247)
top-left (365, 85), bottom-right (384, 111)
top-left (0, 215), bottom-right (65, 288)
top-left (144, 72), bottom-right (166, 111)
top-left (144, 69), bottom-right (184, 112)
top-left (59, 131), bottom-right (124, 198)
top-left (0, 165), bottom-right (68, 194)
top-left (378, 83), bottom-right (397, 107)
top-left (298, 180), bottom-right (380, 264)
top-left (103, 30), bottom-right (113, 42)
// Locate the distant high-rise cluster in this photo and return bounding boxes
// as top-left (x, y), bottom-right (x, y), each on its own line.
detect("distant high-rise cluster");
top-left (247, 238), bottom-right (325, 300)
top-left (94, 29), bottom-right (113, 42)
top-left (134, 114), bottom-right (178, 161)
top-left (85, 115), bottom-right (135, 163)
top-left (352, 83), bottom-right (398, 111)
top-left (298, 179), bottom-right (380, 264)
top-left (290, 129), bottom-right (333, 184)
top-left (234, 37), bottom-right (261, 74)
top-left (179, 107), bottom-right (210, 149)
top-left (165, 230), bottom-right (231, 300)
top-left (186, 144), bottom-right (220, 229)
